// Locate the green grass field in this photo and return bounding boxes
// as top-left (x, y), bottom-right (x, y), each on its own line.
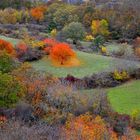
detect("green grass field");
top-left (81, 80), bottom-right (140, 115)
top-left (30, 51), bottom-right (140, 78)
top-left (108, 80), bottom-right (140, 115)
top-left (0, 35), bottom-right (139, 78)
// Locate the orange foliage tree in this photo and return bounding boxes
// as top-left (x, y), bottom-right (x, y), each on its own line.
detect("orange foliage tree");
top-left (0, 39), bottom-right (15, 55)
top-left (63, 113), bottom-right (118, 140)
top-left (50, 43), bottom-right (76, 65)
top-left (30, 5), bottom-right (47, 22)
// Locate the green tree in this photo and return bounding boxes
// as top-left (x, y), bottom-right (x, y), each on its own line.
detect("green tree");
top-left (46, 3), bottom-right (79, 29)
top-left (62, 22), bottom-right (85, 44)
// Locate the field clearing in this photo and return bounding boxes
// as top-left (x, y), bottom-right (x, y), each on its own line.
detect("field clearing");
top-left (31, 51), bottom-right (140, 78)
top-left (82, 80), bottom-right (140, 115)
top-left (1, 35), bottom-right (140, 78)
top-left (108, 80), bottom-right (140, 115)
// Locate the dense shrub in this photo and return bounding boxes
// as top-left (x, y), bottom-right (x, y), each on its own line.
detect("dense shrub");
top-left (63, 113), bottom-right (118, 140)
top-left (46, 3), bottom-right (79, 30)
top-left (0, 121), bottom-right (62, 140)
top-left (91, 19), bottom-right (110, 37)
top-left (0, 52), bottom-right (17, 73)
top-left (53, 5), bottom-right (79, 29)
top-left (91, 35), bottom-right (105, 52)
top-left (62, 22), bottom-right (85, 44)
top-left (91, 92), bottom-right (112, 117)
top-left (108, 113), bottom-right (131, 136)
top-left (131, 109), bottom-right (140, 130)
top-left (11, 63), bottom-right (57, 106)
top-left (112, 43), bottom-right (134, 59)
top-left (16, 43), bottom-right (43, 62)
top-left (0, 72), bottom-right (25, 108)
top-left (85, 34), bottom-right (94, 42)
top-left (84, 72), bottom-right (120, 88)
top-left (43, 38), bottom-right (57, 48)
top-left (113, 70), bottom-right (129, 81)
top-left (16, 42), bottom-right (28, 57)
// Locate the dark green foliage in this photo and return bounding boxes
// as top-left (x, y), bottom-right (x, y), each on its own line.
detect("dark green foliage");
top-left (91, 35), bottom-right (105, 52)
top-left (0, 52), bottom-right (16, 73)
top-left (0, 0), bottom-right (32, 9)
top-left (62, 22), bottom-right (85, 44)
top-left (0, 72), bottom-right (24, 108)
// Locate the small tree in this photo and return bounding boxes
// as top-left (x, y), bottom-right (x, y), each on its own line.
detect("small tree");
top-left (30, 5), bottom-right (47, 22)
top-left (0, 39), bottom-right (15, 55)
top-left (91, 19), bottom-right (110, 37)
top-left (50, 43), bottom-right (76, 65)
top-left (62, 22), bottom-right (85, 44)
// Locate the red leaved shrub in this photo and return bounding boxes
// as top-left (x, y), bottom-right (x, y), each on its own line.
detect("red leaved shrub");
top-left (0, 39), bottom-right (15, 55)
top-left (16, 42), bottom-right (28, 57)
top-left (43, 38), bottom-right (58, 55)
top-left (43, 38), bottom-right (57, 47)
top-left (43, 47), bottom-right (51, 55)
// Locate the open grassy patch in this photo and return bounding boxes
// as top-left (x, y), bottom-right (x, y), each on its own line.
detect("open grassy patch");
top-left (108, 80), bottom-right (140, 115)
top-left (50, 57), bottom-right (81, 68)
top-left (30, 51), bottom-right (139, 78)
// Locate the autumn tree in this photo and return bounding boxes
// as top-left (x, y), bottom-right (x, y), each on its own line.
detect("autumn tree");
top-left (50, 43), bottom-right (76, 65)
top-left (91, 19), bottom-right (110, 37)
top-left (0, 39), bottom-right (15, 55)
top-left (30, 5), bottom-right (47, 22)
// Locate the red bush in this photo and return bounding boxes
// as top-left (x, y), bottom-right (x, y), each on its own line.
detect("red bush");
top-left (16, 42), bottom-right (28, 58)
top-left (43, 38), bottom-right (57, 47)
top-left (0, 39), bottom-right (15, 55)
top-left (43, 47), bottom-right (52, 55)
